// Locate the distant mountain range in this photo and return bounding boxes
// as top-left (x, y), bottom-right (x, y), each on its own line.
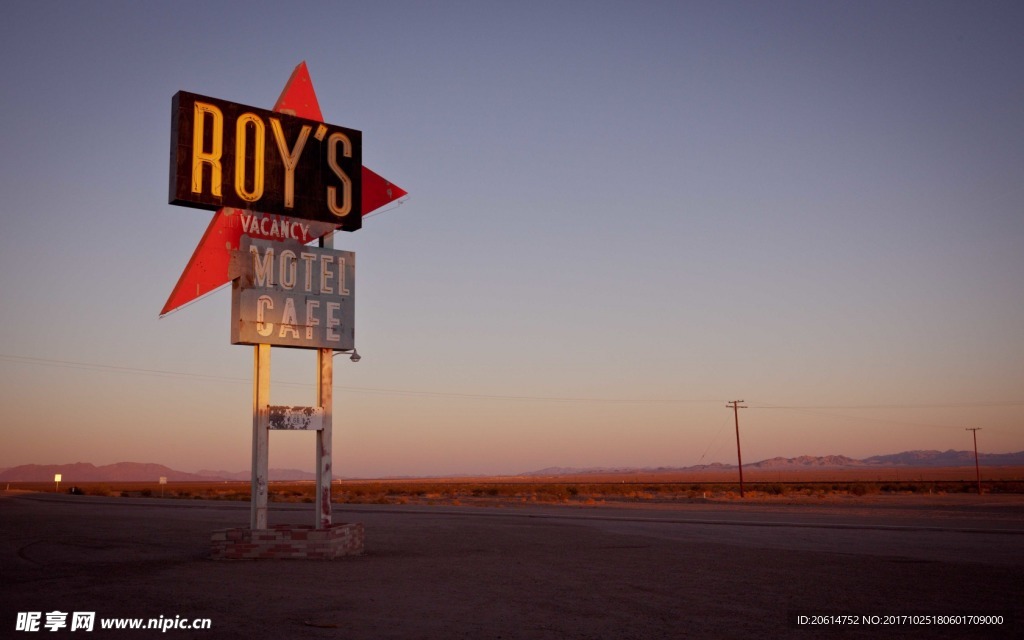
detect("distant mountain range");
top-left (0, 462), bottom-right (315, 483)
top-left (1, 450), bottom-right (1021, 482)
top-left (523, 449), bottom-right (1024, 476)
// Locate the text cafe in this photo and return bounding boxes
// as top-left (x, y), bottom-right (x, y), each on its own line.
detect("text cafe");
top-left (230, 237), bottom-right (355, 350)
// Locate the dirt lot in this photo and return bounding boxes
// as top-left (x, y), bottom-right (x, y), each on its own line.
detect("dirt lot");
top-left (1, 491), bottom-right (1021, 639)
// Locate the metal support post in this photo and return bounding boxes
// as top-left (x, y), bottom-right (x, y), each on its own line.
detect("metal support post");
top-left (316, 347), bottom-right (333, 528)
top-left (315, 230), bottom-right (335, 529)
top-left (251, 343), bottom-right (270, 530)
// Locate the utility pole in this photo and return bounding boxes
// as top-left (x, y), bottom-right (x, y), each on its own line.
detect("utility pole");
top-left (966, 428), bottom-right (982, 495)
top-left (727, 400), bottom-right (747, 497)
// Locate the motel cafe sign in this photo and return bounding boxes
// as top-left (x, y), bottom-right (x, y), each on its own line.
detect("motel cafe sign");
top-left (164, 64), bottom-right (404, 542)
top-left (230, 236), bottom-right (354, 350)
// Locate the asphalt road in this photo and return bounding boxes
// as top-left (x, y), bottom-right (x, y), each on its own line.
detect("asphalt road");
top-left (2, 492), bottom-right (1021, 639)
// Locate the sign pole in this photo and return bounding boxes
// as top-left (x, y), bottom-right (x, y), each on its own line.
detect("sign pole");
top-left (251, 343), bottom-right (270, 530)
top-left (316, 231), bottom-right (334, 529)
top-left (317, 348), bottom-right (333, 528)
top-left (167, 64), bottom-right (390, 558)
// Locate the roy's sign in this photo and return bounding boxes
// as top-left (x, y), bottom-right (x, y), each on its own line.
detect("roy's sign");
top-left (169, 91), bottom-right (363, 231)
top-left (230, 237), bottom-right (354, 350)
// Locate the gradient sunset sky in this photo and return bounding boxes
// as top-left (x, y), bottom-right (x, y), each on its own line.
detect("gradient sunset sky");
top-left (1, 1), bottom-right (1021, 477)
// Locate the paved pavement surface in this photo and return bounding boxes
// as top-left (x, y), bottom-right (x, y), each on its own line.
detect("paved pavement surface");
top-left (2, 492), bottom-right (1021, 639)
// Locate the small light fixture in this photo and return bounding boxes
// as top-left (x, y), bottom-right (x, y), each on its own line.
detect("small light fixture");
top-left (334, 349), bottom-right (361, 362)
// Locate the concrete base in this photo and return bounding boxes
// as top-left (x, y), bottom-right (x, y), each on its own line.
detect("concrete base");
top-left (211, 523), bottom-right (364, 560)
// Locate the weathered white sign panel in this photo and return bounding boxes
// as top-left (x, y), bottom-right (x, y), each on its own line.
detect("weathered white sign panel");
top-left (230, 236), bottom-right (354, 350)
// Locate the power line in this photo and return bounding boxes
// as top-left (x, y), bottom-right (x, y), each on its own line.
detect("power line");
top-left (695, 413), bottom-right (731, 465)
top-left (2, 353), bottom-right (1022, 415)
top-left (0, 354), bottom-right (253, 384)
top-left (0, 354), bottom-right (709, 405)
top-left (748, 405), bottom-right (971, 431)
top-left (751, 401), bottom-right (1024, 409)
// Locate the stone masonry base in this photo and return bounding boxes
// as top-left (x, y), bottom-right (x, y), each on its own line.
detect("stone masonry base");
top-left (211, 523), bottom-right (364, 559)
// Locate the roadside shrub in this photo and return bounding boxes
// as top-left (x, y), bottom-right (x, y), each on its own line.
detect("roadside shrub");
top-left (764, 483), bottom-right (786, 496)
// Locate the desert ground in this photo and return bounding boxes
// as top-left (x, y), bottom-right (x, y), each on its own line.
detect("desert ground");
top-left (7, 464), bottom-right (1022, 506)
top-left (1, 487), bottom-right (1021, 639)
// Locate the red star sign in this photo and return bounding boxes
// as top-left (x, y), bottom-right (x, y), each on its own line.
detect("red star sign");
top-left (160, 62), bottom-right (407, 316)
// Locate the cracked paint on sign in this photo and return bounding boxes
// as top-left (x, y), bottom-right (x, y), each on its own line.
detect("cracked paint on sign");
top-left (268, 405), bottom-right (324, 430)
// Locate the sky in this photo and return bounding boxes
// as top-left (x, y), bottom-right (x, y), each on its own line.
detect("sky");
top-left (0, 1), bottom-right (1022, 478)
